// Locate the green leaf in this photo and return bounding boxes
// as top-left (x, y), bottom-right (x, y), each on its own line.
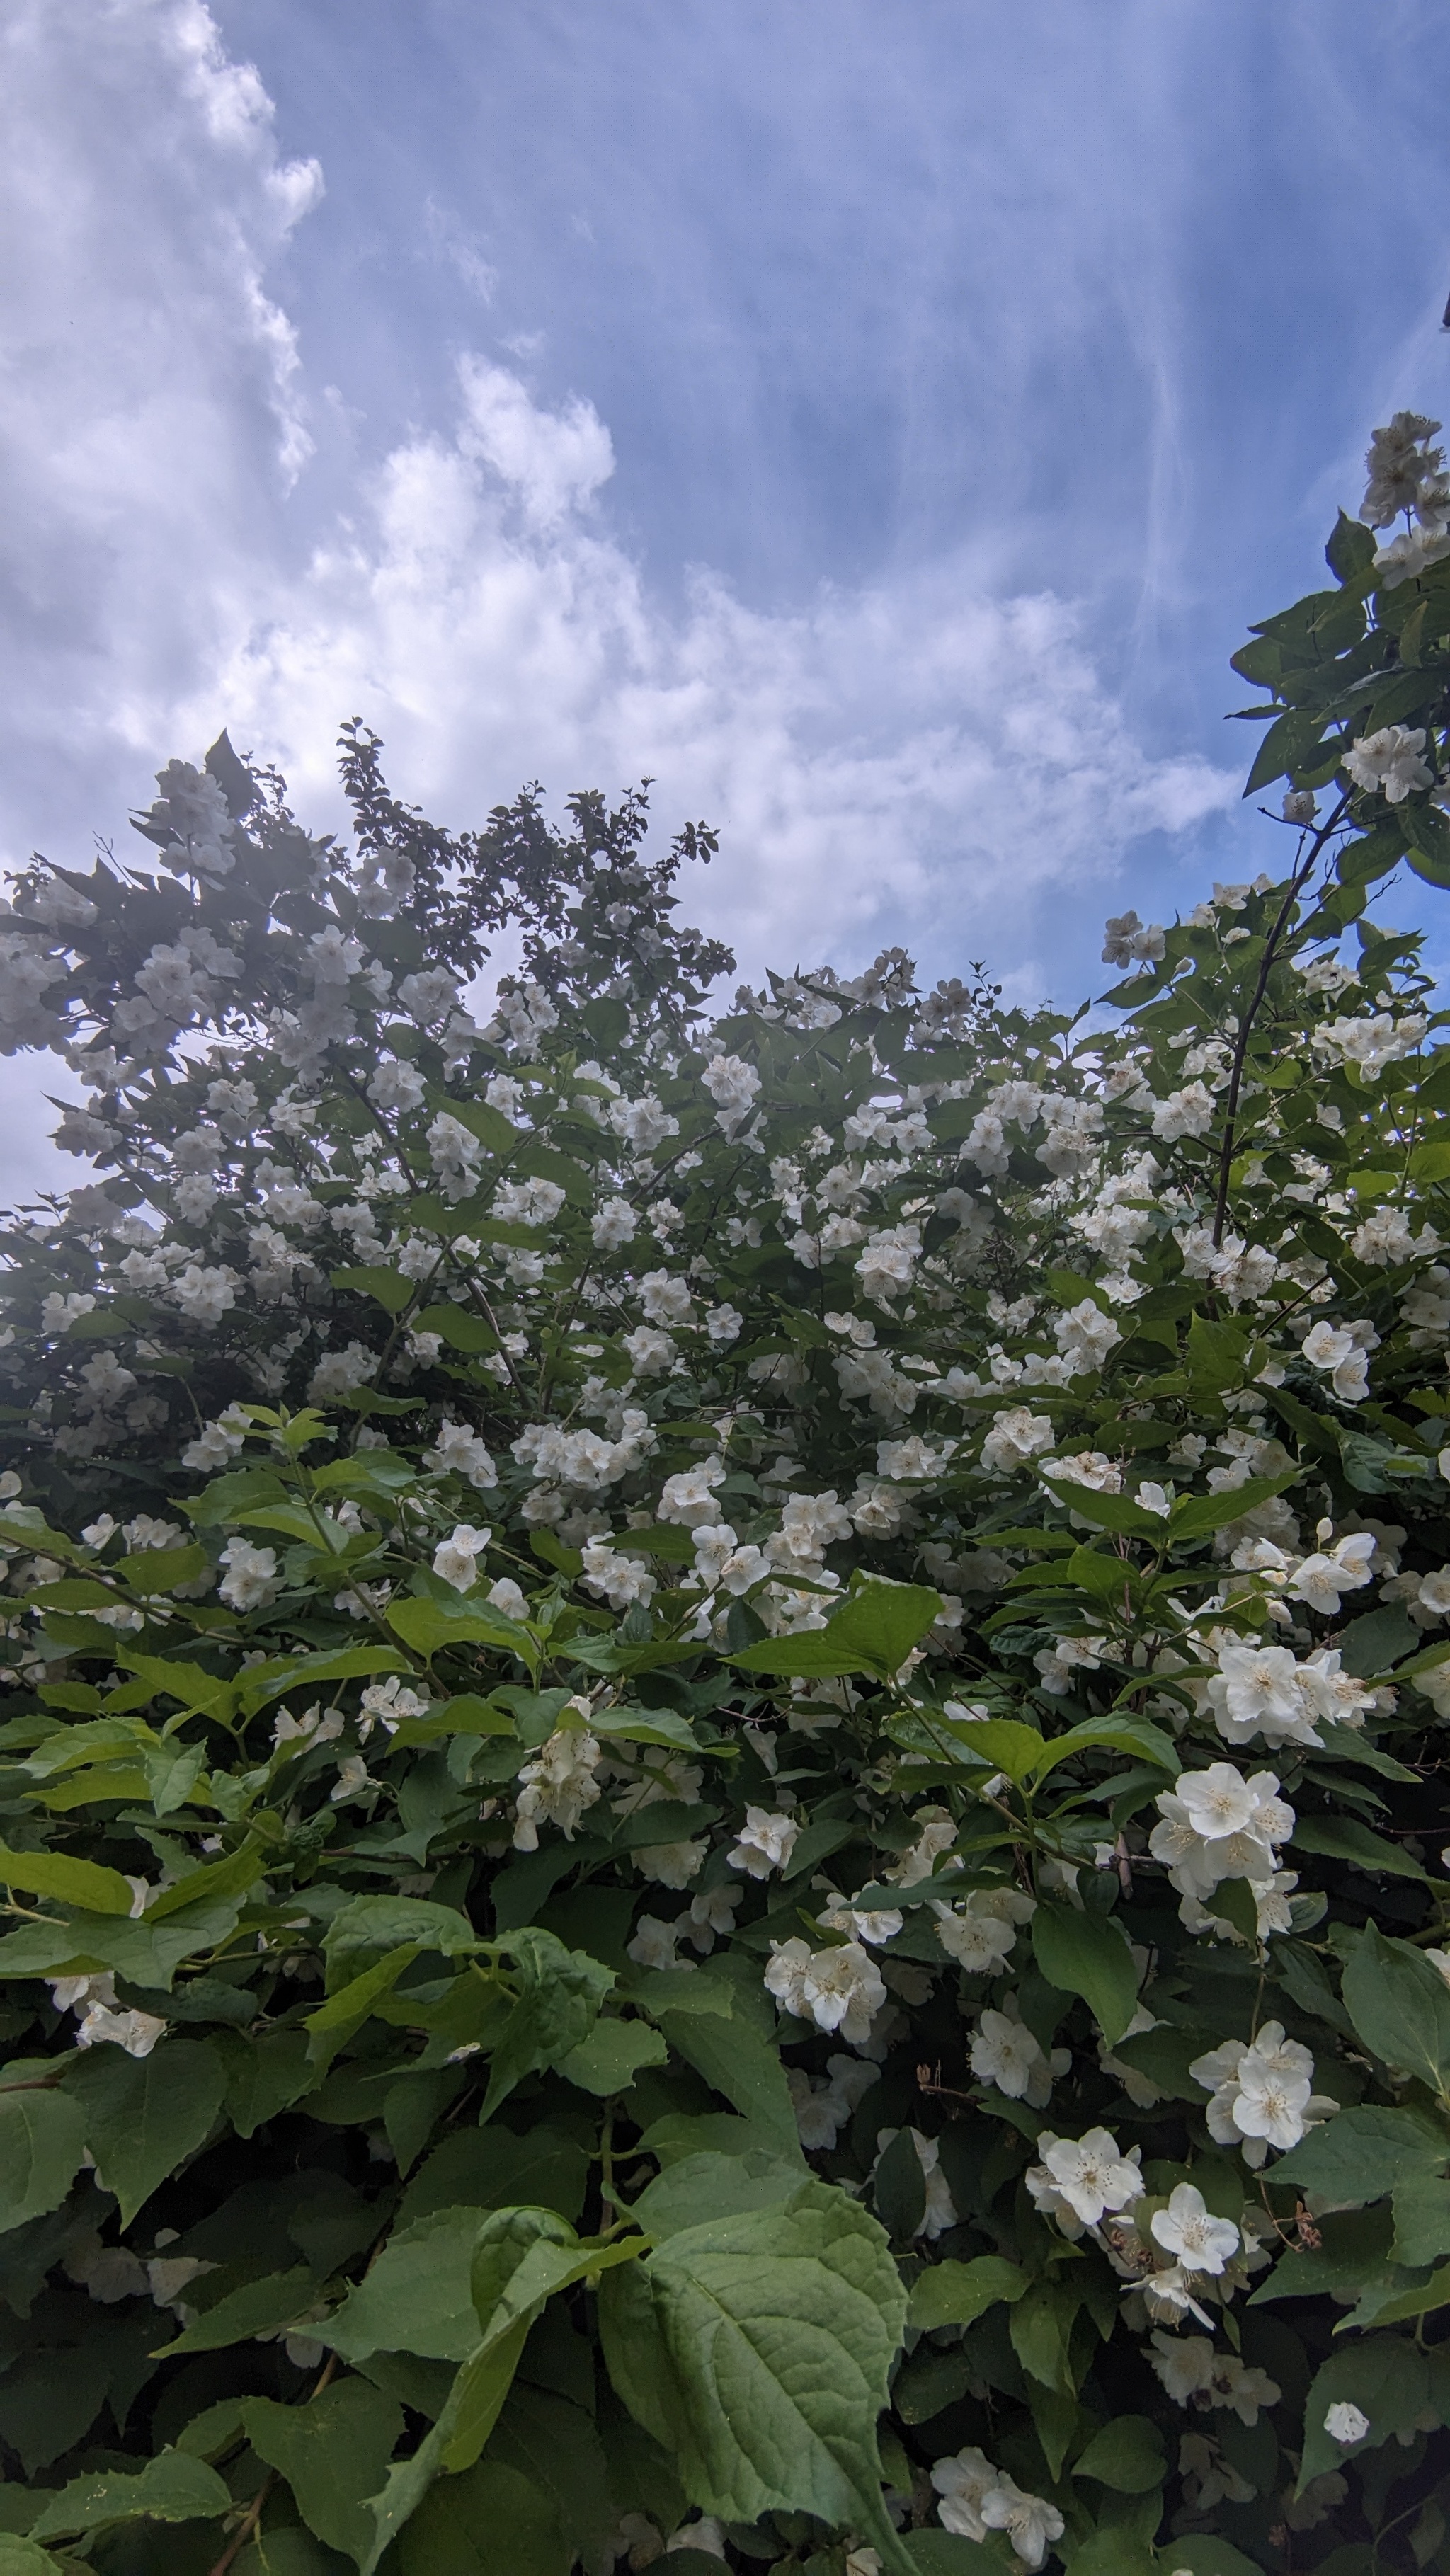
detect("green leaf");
top-left (1297, 2335), bottom-right (1432, 2490)
top-left (1033, 1714), bottom-right (1179, 1778)
top-left (0, 2542), bottom-right (64, 2575)
top-left (1031, 1900), bottom-right (1139, 2045)
top-left (653, 1997), bottom-right (804, 2158)
top-left (1009, 2277), bottom-right (1080, 2393)
top-left (907, 2255), bottom-right (1027, 2330)
top-left (0, 1842), bottom-right (134, 1915)
top-left (1070, 2413), bottom-right (1165, 2493)
top-left (483, 1928), bottom-right (615, 2121)
top-left (244, 2380), bottom-right (404, 2566)
top-left (615, 2179), bottom-right (910, 2570)
top-left (729, 1580), bottom-right (942, 1681)
top-left (304, 1944), bottom-right (423, 2069)
top-left (332, 1265), bottom-right (416, 1314)
top-left (397, 2459), bottom-right (570, 2576)
top-left (1168, 1471), bottom-right (1298, 1539)
top-left (631, 2148), bottom-right (805, 2240)
top-left (62, 2035), bottom-right (227, 2226)
top-left (1038, 1481), bottom-right (1177, 1537)
top-left (1292, 1816), bottom-right (1427, 1879)
top-left (28, 2449), bottom-right (229, 2541)
top-left (556, 2016), bottom-right (668, 2095)
top-left (1267, 2102), bottom-right (1449, 2203)
top-left (321, 2210), bottom-right (486, 2364)
top-left (1339, 1923), bottom-right (1450, 2100)
top-left (152, 2265), bottom-right (319, 2357)
top-left (323, 1894), bottom-right (482, 1988)
top-left (386, 1595), bottom-right (530, 1659)
top-left (1392, 2170), bottom-right (1450, 2269)
top-left (0, 2080), bottom-right (88, 2233)
top-left (241, 1647), bottom-right (411, 1711)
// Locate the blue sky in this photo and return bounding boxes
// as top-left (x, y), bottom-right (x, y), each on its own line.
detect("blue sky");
top-left (2, 0), bottom-right (1449, 1187)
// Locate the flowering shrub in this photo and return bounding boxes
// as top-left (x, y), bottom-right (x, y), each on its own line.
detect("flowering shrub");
top-left (1, 420), bottom-right (1450, 2572)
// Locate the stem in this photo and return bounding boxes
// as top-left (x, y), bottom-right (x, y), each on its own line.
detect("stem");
top-left (206, 2472), bottom-right (275, 2576)
top-left (1210, 796), bottom-right (1348, 1249)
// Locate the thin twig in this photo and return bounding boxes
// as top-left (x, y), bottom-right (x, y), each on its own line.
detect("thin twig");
top-left (1210, 796), bottom-right (1348, 1248)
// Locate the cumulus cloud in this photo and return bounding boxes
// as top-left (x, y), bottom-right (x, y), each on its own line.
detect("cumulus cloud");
top-left (0, 0), bottom-right (1235, 1060)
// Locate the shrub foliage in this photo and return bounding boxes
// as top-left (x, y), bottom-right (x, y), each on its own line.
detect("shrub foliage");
top-left (0, 424), bottom-right (1449, 2574)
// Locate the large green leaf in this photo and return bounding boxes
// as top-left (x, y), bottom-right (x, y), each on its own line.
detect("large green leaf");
top-left (152, 2266), bottom-right (319, 2358)
top-left (729, 1580), bottom-right (942, 1681)
top-left (482, 1929), bottom-right (615, 2122)
top-left (321, 2210), bottom-right (485, 2363)
top-left (28, 2449), bottom-right (230, 2541)
top-left (245, 2380), bottom-right (404, 2566)
top-left (1070, 2414), bottom-right (1166, 2494)
top-left (0, 2081), bottom-right (89, 2234)
top-left (907, 2255), bottom-right (1027, 2330)
top-left (607, 2178), bottom-right (910, 2571)
top-left (62, 2037), bottom-right (227, 2226)
top-left (1297, 2335), bottom-right (1435, 2490)
top-left (0, 1843), bottom-right (133, 1915)
top-left (1031, 1901), bottom-right (1139, 2046)
top-left (396, 2458), bottom-right (570, 2576)
top-left (1339, 1924), bottom-right (1450, 2100)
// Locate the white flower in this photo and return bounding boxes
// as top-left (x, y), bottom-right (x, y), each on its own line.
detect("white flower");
top-left (689, 1523), bottom-right (768, 1597)
top-left (886, 1814), bottom-right (959, 1887)
top-left (181, 1407), bottom-right (250, 1472)
top-left (1315, 1012), bottom-right (1427, 1075)
top-left (217, 1538), bottom-right (281, 1613)
top-left (979, 2475), bottom-right (1066, 2571)
top-left (622, 1324), bottom-right (677, 1377)
top-left (432, 1523), bottom-right (491, 1593)
top-left (1284, 789), bottom-right (1318, 823)
top-left (1026, 2127), bottom-right (1144, 2233)
top-left (701, 1053), bottom-right (760, 1127)
top-left (787, 2052), bottom-right (877, 2149)
top-left (1053, 1298), bottom-right (1121, 1375)
top-left (728, 1806), bottom-right (800, 1878)
top-left (171, 1263), bottom-right (237, 1324)
top-left (627, 1913), bottom-right (689, 1971)
top-left (1300, 1317), bottom-right (1376, 1404)
top-left (766, 1488), bottom-right (852, 1572)
top-left (1325, 2401), bottom-right (1371, 2446)
top-left (330, 1754), bottom-right (376, 1805)
top-left (635, 1840), bottom-right (707, 1889)
top-left (1148, 2331), bottom-right (1217, 2405)
top-left (425, 1111), bottom-right (484, 1199)
top-left (970, 2005), bottom-right (1056, 2108)
top-left (579, 1540), bottom-right (658, 1611)
top-left (493, 1177), bottom-right (566, 1227)
top-left (1102, 910), bottom-right (1165, 967)
top-left (705, 1303), bottom-right (743, 1344)
top-left (855, 1224), bottom-right (921, 1306)
top-left (1150, 2182), bottom-right (1240, 2277)
top-left (75, 1999), bottom-right (169, 2056)
top-left (366, 1059), bottom-right (427, 1114)
top-left (592, 1196), bottom-right (638, 1252)
top-left (764, 1936), bottom-right (886, 2046)
top-left (1189, 2020), bottom-right (1331, 2166)
top-left (1343, 723), bottom-right (1434, 804)
top-left (1152, 1082), bottom-right (1216, 1142)
top-left (639, 1269), bottom-right (694, 1327)
top-left (981, 1407), bottom-right (1056, 1475)
top-left (1286, 1533), bottom-right (1376, 1615)
top-left (1149, 1764), bottom-right (1293, 1900)
top-left (930, 2448), bottom-right (998, 2543)
top-left (513, 1722), bottom-right (603, 1848)
top-left (423, 1420), bottom-right (498, 1488)
top-left (931, 1899), bottom-right (1017, 1974)
top-left (659, 1459), bottom-right (727, 1527)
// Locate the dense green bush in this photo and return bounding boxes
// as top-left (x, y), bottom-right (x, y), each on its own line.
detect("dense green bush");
top-left (1, 416), bottom-right (1449, 2575)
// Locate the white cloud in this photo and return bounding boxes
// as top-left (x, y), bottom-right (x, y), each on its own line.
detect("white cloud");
top-left (0, 0), bottom-right (1235, 1184)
